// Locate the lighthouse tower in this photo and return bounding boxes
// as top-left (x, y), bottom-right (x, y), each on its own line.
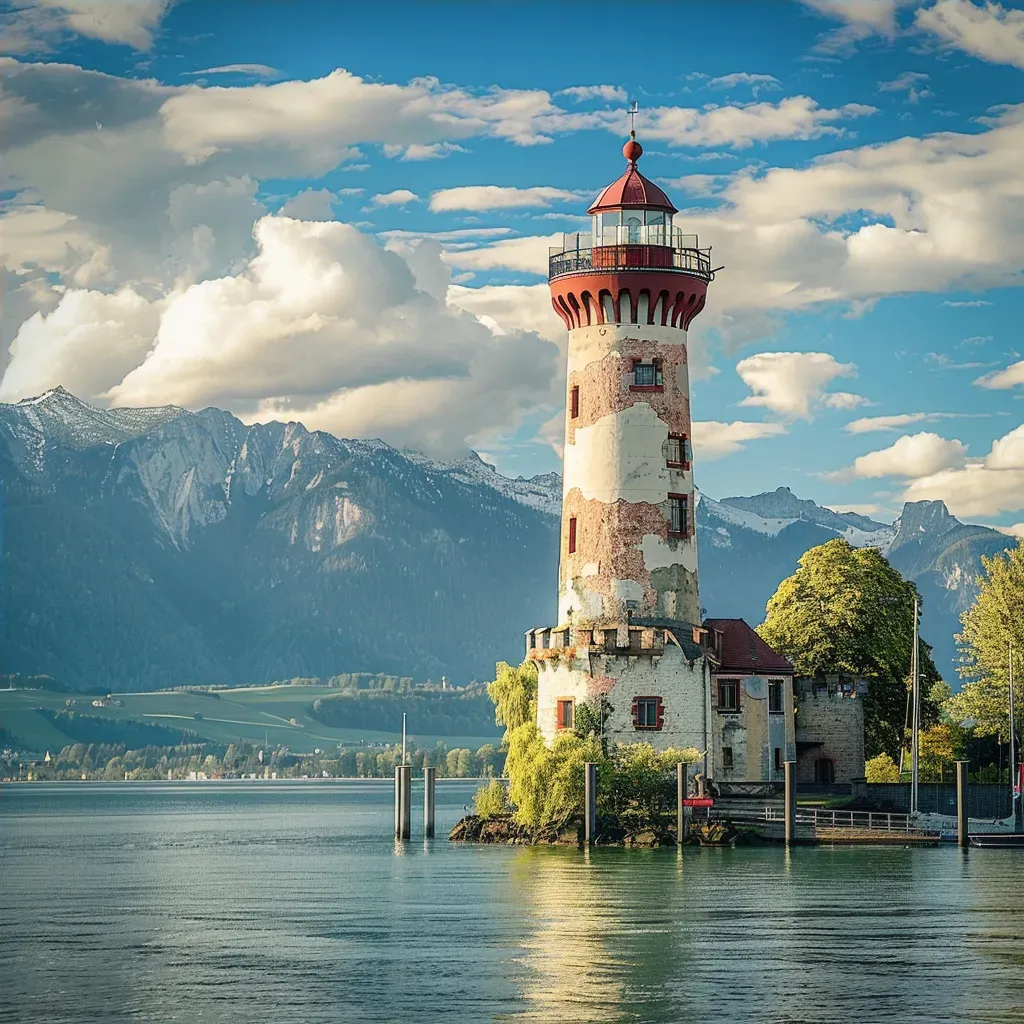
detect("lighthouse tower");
top-left (526, 133), bottom-right (716, 754)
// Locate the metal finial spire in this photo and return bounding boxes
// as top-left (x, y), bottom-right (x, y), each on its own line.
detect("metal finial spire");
top-left (627, 99), bottom-right (638, 136)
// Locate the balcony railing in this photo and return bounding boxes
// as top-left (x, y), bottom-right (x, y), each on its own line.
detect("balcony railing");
top-left (549, 243), bottom-right (714, 282)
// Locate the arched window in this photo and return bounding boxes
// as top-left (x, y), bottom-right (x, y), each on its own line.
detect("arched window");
top-left (814, 758), bottom-right (835, 784)
top-left (626, 216), bottom-right (642, 244)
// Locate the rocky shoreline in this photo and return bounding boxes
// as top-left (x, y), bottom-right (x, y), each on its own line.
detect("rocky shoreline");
top-left (448, 813), bottom-right (750, 848)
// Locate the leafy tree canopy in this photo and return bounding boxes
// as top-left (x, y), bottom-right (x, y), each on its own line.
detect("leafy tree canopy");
top-left (757, 538), bottom-right (940, 759)
top-left (947, 545), bottom-right (1024, 738)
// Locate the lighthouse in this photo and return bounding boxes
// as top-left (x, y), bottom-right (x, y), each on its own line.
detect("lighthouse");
top-left (526, 132), bottom-right (717, 756)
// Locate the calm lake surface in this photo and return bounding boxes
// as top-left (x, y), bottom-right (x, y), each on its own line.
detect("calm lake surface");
top-left (2, 782), bottom-right (1023, 1023)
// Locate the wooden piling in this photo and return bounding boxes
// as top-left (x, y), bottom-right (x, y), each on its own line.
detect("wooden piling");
top-left (394, 764), bottom-right (411, 840)
top-left (423, 766), bottom-right (436, 839)
top-left (956, 759), bottom-right (969, 848)
top-left (784, 760), bottom-right (796, 847)
top-left (676, 762), bottom-right (686, 846)
top-left (584, 762), bottom-right (597, 846)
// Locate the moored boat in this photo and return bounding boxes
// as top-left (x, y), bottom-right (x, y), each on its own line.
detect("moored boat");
top-left (969, 832), bottom-right (1024, 848)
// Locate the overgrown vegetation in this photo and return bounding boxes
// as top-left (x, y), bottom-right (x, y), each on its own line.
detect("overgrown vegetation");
top-left (485, 661), bottom-right (700, 834)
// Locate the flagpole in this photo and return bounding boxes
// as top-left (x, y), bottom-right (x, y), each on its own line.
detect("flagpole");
top-left (910, 593), bottom-right (920, 817)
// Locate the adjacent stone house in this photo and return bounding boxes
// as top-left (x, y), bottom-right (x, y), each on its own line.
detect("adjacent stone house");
top-left (703, 618), bottom-right (796, 783)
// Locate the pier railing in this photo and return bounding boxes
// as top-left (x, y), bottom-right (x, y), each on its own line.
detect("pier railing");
top-left (765, 807), bottom-right (918, 833)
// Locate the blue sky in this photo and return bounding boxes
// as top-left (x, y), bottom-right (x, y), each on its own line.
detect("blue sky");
top-left (2, 0), bottom-right (1024, 531)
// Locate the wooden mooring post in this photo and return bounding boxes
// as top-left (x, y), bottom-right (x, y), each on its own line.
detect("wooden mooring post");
top-left (956, 759), bottom-right (969, 849)
top-left (677, 762), bottom-right (686, 846)
top-left (394, 764), bottom-right (411, 841)
top-left (423, 766), bottom-right (436, 839)
top-left (784, 760), bottom-right (796, 847)
top-left (584, 762), bottom-right (597, 846)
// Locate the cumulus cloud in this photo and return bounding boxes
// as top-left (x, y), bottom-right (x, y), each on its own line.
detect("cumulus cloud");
top-left (278, 188), bottom-right (337, 221)
top-left (0, 216), bottom-right (561, 456)
top-left (691, 420), bottom-right (788, 460)
top-left (0, 0), bottom-right (171, 53)
top-left (558, 85), bottom-right (627, 102)
top-left (902, 424), bottom-right (1024, 516)
top-left (429, 185), bottom-right (580, 212)
top-left (800, 0), bottom-right (913, 55)
top-left (821, 390), bottom-right (871, 409)
top-left (844, 431), bottom-right (968, 479)
top-left (371, 189), bottom-right (419, 207)
top-left (640, 96), bottom-right (877, 149)
top-left (942, 299), bottom-right (993, 307)
top-left (0, 286), bottom-right (161, 401)
top-left (916, 0), bottom-right (1024, 69)
top-left (736, 351), bottom-right (857, 419)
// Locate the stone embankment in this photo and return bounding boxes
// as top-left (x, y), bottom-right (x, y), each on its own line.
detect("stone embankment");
top-left (449, 814), bottom-right (746, 847)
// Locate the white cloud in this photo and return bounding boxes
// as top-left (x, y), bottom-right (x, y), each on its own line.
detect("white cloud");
top-left (706, 73), bottom-right (782, 96)
top-left (800, 0), bottom-right (913, 55)
top-left (278, 188), bottom-right (336, 221)
top-left (846, 432), bottom-right (968, 479)
top-left (941, 299), bottom-right (993, 307)
top-left (691, 420), bottom-right (788, 460)
top-left (0, 216), bottom-right (561, 457)
top-left (736, 351), bottom-right (857, 419)
top-left (184, 65), bottom-right (279, 79)
top-left (442, 234), bottom-right (560, 274)
top-left (640, 96), bottom-right (877, 149)
top-left (821, 390), bottom-right (870, 409)
top-left (387, 142), bottom-right (466, 161)
top-left (976, 359), bottom-right (1024, 390)
top-left (916, 0), bottom-right (1024, 69)
top-left (558, 85), bottom-right (627, 102)
top-left (0, 0), bottom-right (171, 52)
top-left (371, 189), bottom-right (419, 207)
top-left (902, 424), bottom-right (1024, 516)
top-left (429, 186), bottom-right (580, 213)
top-left (845, 411), bottom-right (988, 433)
top-left (0, 285), bottom-right (161, 401)
top-left (997, 523), bottom-right (1024, 539)
top-left (878, 71), bottom-right (932, 103)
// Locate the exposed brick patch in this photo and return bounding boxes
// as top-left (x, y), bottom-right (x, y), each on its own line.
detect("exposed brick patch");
top-left (567, 337), bottom-right (689, 446)
top-left (560, 488), bottom-right (696, 621)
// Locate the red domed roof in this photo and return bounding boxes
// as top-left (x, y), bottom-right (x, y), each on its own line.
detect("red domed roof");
top-left (587, 135), bottom-right (677, 215)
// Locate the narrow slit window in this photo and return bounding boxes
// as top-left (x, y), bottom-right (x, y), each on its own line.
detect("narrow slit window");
top-left (556, 699), bottom-right (574, 730)
top-left (769, 679), bottom-right (784, 714)
top-left (774, 747), bottom-right (783, 772)
top-left (570, 385), bottom-right (579, 419)
top-left (722, 746), bottom-right (734, 770)
top-left (668, 493), bottom-right (689, 537)
top-left (568, 516), bottom-right (577, 554)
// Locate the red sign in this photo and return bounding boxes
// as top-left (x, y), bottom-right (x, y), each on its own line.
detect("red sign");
top-left (682, 797), bottom-right (714, 808)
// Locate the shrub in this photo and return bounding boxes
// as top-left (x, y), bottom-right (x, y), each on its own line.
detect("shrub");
top-left (473, 779), bottom-right (509, 819)
top-left (865, 752), bottom-right (900, 783)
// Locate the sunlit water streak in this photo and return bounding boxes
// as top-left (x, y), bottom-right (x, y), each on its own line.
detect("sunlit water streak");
top-left (2, 782), bottom-right (1023, 1023)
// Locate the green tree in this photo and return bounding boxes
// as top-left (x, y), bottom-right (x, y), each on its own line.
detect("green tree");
top-left (473, 779), bottom-right (509, 818)
top-left (758, 538), bottom-right (940, 759)
top-left (947, 545), bottom-right (1024, 738)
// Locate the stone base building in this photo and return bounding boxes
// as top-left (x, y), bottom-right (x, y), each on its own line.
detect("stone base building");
top-left (794, 676), bottom-right (867, 784)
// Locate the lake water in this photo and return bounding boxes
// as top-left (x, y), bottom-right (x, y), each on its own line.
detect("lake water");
top-left (2, 782), bottom-right (1023, 1024)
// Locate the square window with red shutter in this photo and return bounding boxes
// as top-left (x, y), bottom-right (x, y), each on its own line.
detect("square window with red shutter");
top-left (556, 698), bottom-right (574, 730)
top-left (632, 696), bottom-right (664, 730)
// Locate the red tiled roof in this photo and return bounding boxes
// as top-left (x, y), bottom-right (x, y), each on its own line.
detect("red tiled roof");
top-left (702, 618), bottom-right (794, 675)
top-left (587, 139), bottom-right (677, 215)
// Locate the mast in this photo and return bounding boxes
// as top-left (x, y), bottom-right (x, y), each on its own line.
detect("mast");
top-left (402, 712), bottom-right (407, 767)
top-left (910, 592), bottom-right (920, 816)
top-left (1010, 641), bottom-right (1016, 816)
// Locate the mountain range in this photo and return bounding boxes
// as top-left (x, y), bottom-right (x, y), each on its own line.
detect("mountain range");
top-left (0, 388), bottom-right (1015, 689)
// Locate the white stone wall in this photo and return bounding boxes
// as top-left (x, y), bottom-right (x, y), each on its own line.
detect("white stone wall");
top-left (535, 645), bottom-right (709, 763)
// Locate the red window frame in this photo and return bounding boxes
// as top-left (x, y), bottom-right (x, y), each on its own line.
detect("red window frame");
top-left (632, 695), bottom-right (664, 730)
top-left (668, 493), bottom-right (689, 537)
top-left (568, 516), bottom-right (577, 554)
top-left (556, 698), bottom-right (574, 730)
top-left (629, 358), bottom-right (664, 392)
top-left (570, 385), bottom-right (579, 419)
top-left (666, 432), bottom-right (690, 470)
